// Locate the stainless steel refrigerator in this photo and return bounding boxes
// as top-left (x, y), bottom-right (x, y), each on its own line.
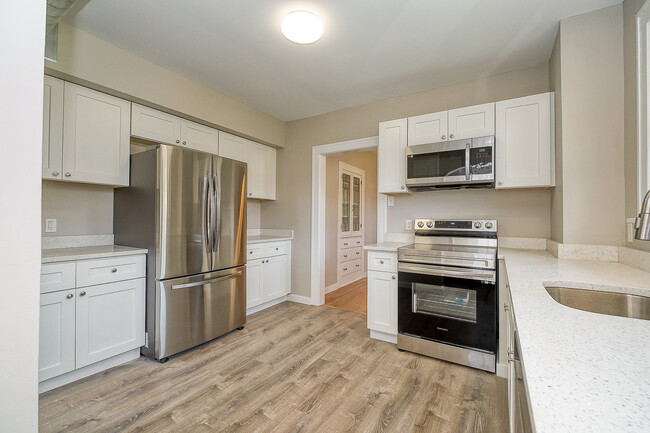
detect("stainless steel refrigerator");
top-left (114, 144), bottom-right (247, 361)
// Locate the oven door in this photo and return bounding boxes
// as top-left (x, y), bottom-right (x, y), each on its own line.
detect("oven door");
top-left (398, 268), bottom-right (496, 353)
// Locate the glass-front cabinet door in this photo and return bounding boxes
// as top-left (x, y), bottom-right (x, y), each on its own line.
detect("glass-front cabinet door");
top-left (339, 163), bottom-right (364, 237)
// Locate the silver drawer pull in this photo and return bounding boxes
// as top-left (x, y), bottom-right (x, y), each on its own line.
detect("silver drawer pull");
top-left (380, 260), bottom-right (384, 264)
top-left (66, 294), bottom-right (73, 299)
top-left (356, 252), bottom-right (360, 255)
top-left (172, 270), bottom-right (243, 290)
top-left (344, 242), bottom-right (348, 246)
top-left (250, 251), bottom-right (253, 254)
top-left (79, 291), bottom-right (86, 297)
top-left (392, 275), bottom-right (396, 280)
top-left (355, 264), bottom-right (360, 267)
top-left (343, 267), bottom-right (348, 271)
top-left (111, 268), bottom-right (117, 273)
top-left (344, 254), bottom-right (348, 258)
top-left (275, 247), bottom-right (279, 250)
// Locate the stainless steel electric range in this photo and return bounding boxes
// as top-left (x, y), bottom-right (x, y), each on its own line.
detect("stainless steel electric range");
top-left (397, 219), bottom-right (498, 373)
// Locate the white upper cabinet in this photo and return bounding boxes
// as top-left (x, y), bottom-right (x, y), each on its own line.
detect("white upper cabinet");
top-left (408, 111), bottom-right (448, 145)
top-left (62, 83), bottom-right (131, 186)
top-left (495, 93), bottom-right (554, 189)
top-left (448, 103), bottom-right (495, 140)
top-left (179, 119), bottom-right (218, 154)
top-left (42, 76), bottom-right (64, 180)
top-left (218, 131), bottom-right (247, 162)
top-left (378, 118), bottom-right (409, 194)
top-left (246, 141), bottom-right (276, 200)
top-left (131, 103), bottom-right (181, 145)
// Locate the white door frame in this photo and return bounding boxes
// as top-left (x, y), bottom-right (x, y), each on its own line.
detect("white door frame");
top-left (311, 136), bottom-right (385, 305)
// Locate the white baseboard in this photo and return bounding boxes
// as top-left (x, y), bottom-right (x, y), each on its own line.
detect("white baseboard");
top-left (246, 296), bottom-right (288, 315)
top-left (287, 294), bottom-right (312, 305)
top-left (496, 362), bottom-right (508, 379)
top-left (325, 282), bottom-right (341, 294)
top-left (369, 330), bottom-right (397, 344)
top-left (39, 348), bottom-right (140, 393)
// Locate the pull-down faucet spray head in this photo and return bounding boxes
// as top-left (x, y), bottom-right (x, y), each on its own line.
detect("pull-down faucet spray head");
top-left (636, 189), bottom-right (650, 241)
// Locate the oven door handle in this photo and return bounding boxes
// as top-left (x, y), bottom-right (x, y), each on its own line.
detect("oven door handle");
top-left (398, 262), bottom-right (495, 282)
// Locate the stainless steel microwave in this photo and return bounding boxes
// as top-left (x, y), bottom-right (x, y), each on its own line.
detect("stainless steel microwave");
top-left (405, 136), bottom-right (494, 190)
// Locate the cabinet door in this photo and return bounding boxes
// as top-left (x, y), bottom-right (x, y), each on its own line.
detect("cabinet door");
top-left (131, 103), bottom-right (181, 145)
top-left (218, 131), bottom-right (247, 162)
top-left (76, 278), bottom-right (145, 368)
top-left (378, 118), bottom-right (408, 193)
top-left (246, 259), bottom-right (264, 308)
top-left (407, 111), bottom-right (448, 145)
top-left (180, 119), bottom-right (219, 154)
top-left (366, 270), bottom-right (397, 335)
top-left (39, 289), bottom-right (76, 381)
top-left (245, 142), bottom-right (276, 200)
top-left (448, 103), bottom-right (495, 140)
top-left (42, 76), bottom-right (64, 180)
top-left (264, 255), bottom-right (287, 301)
top-left (62, 83), bottom-right (131, 186)
top-left (507, 296), bottom-right (516, 433)
top-left (496, 93), bottom-right (553, 189)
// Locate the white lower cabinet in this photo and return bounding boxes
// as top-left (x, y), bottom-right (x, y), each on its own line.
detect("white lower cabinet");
top-left (39, 254), bottom-right (146, 391)
top-left (246, 240), bottom-right (291, 311)
top-left (366, 250), bottom-right (398, 343)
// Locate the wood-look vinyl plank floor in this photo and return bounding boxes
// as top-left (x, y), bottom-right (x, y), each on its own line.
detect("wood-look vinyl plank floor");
top-left (325, 278), bottom-right (367, 314)
top-left (39, 302), bottom-right (507, 433)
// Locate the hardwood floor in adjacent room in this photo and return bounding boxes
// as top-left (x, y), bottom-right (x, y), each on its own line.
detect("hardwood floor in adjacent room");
top-left (325, 278), bottom-right (367, 314)
top-left (39, 302), bottom-right (507, 433)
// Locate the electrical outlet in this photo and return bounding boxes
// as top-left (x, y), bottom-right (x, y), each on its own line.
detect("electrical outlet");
top-left (405, 219), bottom-right (413, 230)
top-left (45, 219), bottom-right (57, 233)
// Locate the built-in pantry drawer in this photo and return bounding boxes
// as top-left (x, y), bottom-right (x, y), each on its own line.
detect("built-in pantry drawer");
top-left (339, 258), bottom-right (362, 277)
top-left (341, 246), bottom-right (363, 263)
top-left (247, 245), bottom-right (264, 260)
top-left (339, 236), bottom-right (363, 250)
top-left (367, 251), bottom-right (398, 273)
top-left (76, 255), bottom-right (146, 288)
top-left (40, 262), bottom-right (76, 294)
top-left (263, 241), bottom-right (289, 257)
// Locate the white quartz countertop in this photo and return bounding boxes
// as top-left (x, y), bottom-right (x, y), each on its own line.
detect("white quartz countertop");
top-left (247, 235), bottom-right (293, 244)
top-left (500, 248), bottom-right (650, 433)
top-left (42, 245), bottom-right (148, 263)
top-left (363, 242), bottom-right (410, 252)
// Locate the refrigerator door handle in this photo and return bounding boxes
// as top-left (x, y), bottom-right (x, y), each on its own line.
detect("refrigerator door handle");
top-left (171, 270), bottom-right (243, 290)
top-left (203, 176), bottom-right (212, 253)
top-left (213, 174), bottom-right (221, 252)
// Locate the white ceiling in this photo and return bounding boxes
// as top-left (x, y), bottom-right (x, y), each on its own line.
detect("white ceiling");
top-left (67, 0), bottom-right (621, 122)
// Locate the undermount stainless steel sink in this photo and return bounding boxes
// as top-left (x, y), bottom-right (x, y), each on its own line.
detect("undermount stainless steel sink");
top-left (545, 286), bottom-right (650, 321)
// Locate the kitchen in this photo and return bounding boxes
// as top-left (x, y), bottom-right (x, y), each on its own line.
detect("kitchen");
top-left (3, 0), bottom-right (650, 432)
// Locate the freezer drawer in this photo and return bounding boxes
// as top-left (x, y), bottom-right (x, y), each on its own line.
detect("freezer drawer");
top-left (156, 266), bottom-right (246, 359)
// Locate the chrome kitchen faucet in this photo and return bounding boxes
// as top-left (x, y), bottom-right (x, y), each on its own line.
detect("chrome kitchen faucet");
top-left (636, 189), bottom-right (650, 241)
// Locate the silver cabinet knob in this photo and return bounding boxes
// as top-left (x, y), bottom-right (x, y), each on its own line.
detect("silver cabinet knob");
top-left (441, 135), bottom-right (446, 140)
top-left (356, 252), bottom-right (360, 255)
top-left (52, 171), bottom-right (59, 176)
top-left (248, 192), bottom-right (252, 196)
top-left (344, 254), bottom-right (348, 258)
top-left (344, 243), bottom-right (348, 246)
top-left (380, 260), bottom-right (384, 264)
top-left (66, 294), bottom-right (73, 299)
top-left (176, 140), bottom-right (180, 144)
top-left (275, 248), bottom-right (279, 251)
top-left (401, 186), bottom-right (405, 189)
top-left (392, 275), bottom-right (396, 280)
top-left (182, 141), bottom-right (187, 145)
top-left (249, 251), bottom-right (253, 254)
top-left (450, 134), bottom-right (454, 139)
top-left (343, 267), bottom-right (348, 271)
top-left (498, 181), bottom-right (503, 186)
top-left (65, 172), bottom-right (71, 177)
top-left (111, 268), bottom-right (117, 273)
top-left (79, 291), bottom-right (86, 297)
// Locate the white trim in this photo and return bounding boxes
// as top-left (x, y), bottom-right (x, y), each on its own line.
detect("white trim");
top-left (546, 241), bottom-right (619, 262)
top-left (311, 136), bottom-right (381, 306)
top-left (325, 282), bottom-right (341, 294)
top-left (637, 3), bottom-right (650, 208)
top-left (39, 348), bottom-right (140, 393)
top-left (246, 296), bottom-right (288, 315)
top-left (496, 362), bottom-right (508, 379)
top-left (287, 294), bottom-right (312, 305)
top-left (369, 330), bottom-right (397, 344)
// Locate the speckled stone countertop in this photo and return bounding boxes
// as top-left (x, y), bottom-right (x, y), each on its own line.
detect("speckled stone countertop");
top-left (500, 248), bottom-right (650, 433)
top-left (363, 242), bottom-right (410, 252)
top-left (42, 245), bottom-right (148, 263)
top-left (247, 235), bottom-right (294, 244)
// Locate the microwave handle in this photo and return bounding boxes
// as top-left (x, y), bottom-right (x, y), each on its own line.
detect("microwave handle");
top-left (465, 143), bottom-right (470, 181)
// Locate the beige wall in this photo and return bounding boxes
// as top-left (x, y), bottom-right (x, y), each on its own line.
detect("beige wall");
top-left (555, 5), bottom-right (625, 246)
top-left (262, 65), bottom-right (551, 297)
top-left (624, 0), bottom-right (650, 252)
top-left (325, 151), bottom-right (377, 288)
top-left (46, 22), bottom-right (285, 147)
top-left (549, 30), bottom-right (564, 243)
top-left (42, 181), bottom-right (113, 236)
top-left (247, 200), bottom-right (261, 229)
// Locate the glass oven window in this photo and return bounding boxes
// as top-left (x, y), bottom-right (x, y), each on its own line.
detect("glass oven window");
top-left (469, 146), bottom-right (493, 175)
top-left (412, 282), bottom-right (477, 323)
top-left (407, 149), bottom-right (466, 179)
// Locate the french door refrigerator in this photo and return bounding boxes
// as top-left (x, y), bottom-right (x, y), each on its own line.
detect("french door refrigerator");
top-left (114, 144), bottom-right (247, 361)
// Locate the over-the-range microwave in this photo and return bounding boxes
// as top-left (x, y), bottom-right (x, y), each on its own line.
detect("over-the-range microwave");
top-left (405, 136), bottom-right (494, 190)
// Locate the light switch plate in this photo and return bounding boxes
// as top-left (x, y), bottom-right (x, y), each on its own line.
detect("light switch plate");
top-left (45, 218), bottom-right (57, 233)
top-left (387, 196), bottom-right (395, 207)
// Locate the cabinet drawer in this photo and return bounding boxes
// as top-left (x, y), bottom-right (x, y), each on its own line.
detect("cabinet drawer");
top-left (339, 236), bottom-right (363, 250)
top-left (247, 245), bottom-right (264, 260)
top-left (41, 262), bottom-right (76, 294)
top-left (341, 246), bottom-right (363, 263)
top-left (76, 255), bottom-right (146, 288)
top-left (367, 251), bottom-right (398, 272)
top-left (263, 241), bottom-right (289, 257)
top-left (340, 258), bottom-right (362, 277)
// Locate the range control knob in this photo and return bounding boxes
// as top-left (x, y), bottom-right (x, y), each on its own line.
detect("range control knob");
top-left (485, 222), bottom-right (494, 229)
top-left (426, 221), bottom-right (433, 228)
top-left (474, 221), bottom-right (482, 229)
top-left (417, 221), bottom-right (425, 228)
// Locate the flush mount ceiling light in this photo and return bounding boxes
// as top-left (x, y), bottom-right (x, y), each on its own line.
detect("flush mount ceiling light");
top-left (281, 11), bottom-right (323, 44)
